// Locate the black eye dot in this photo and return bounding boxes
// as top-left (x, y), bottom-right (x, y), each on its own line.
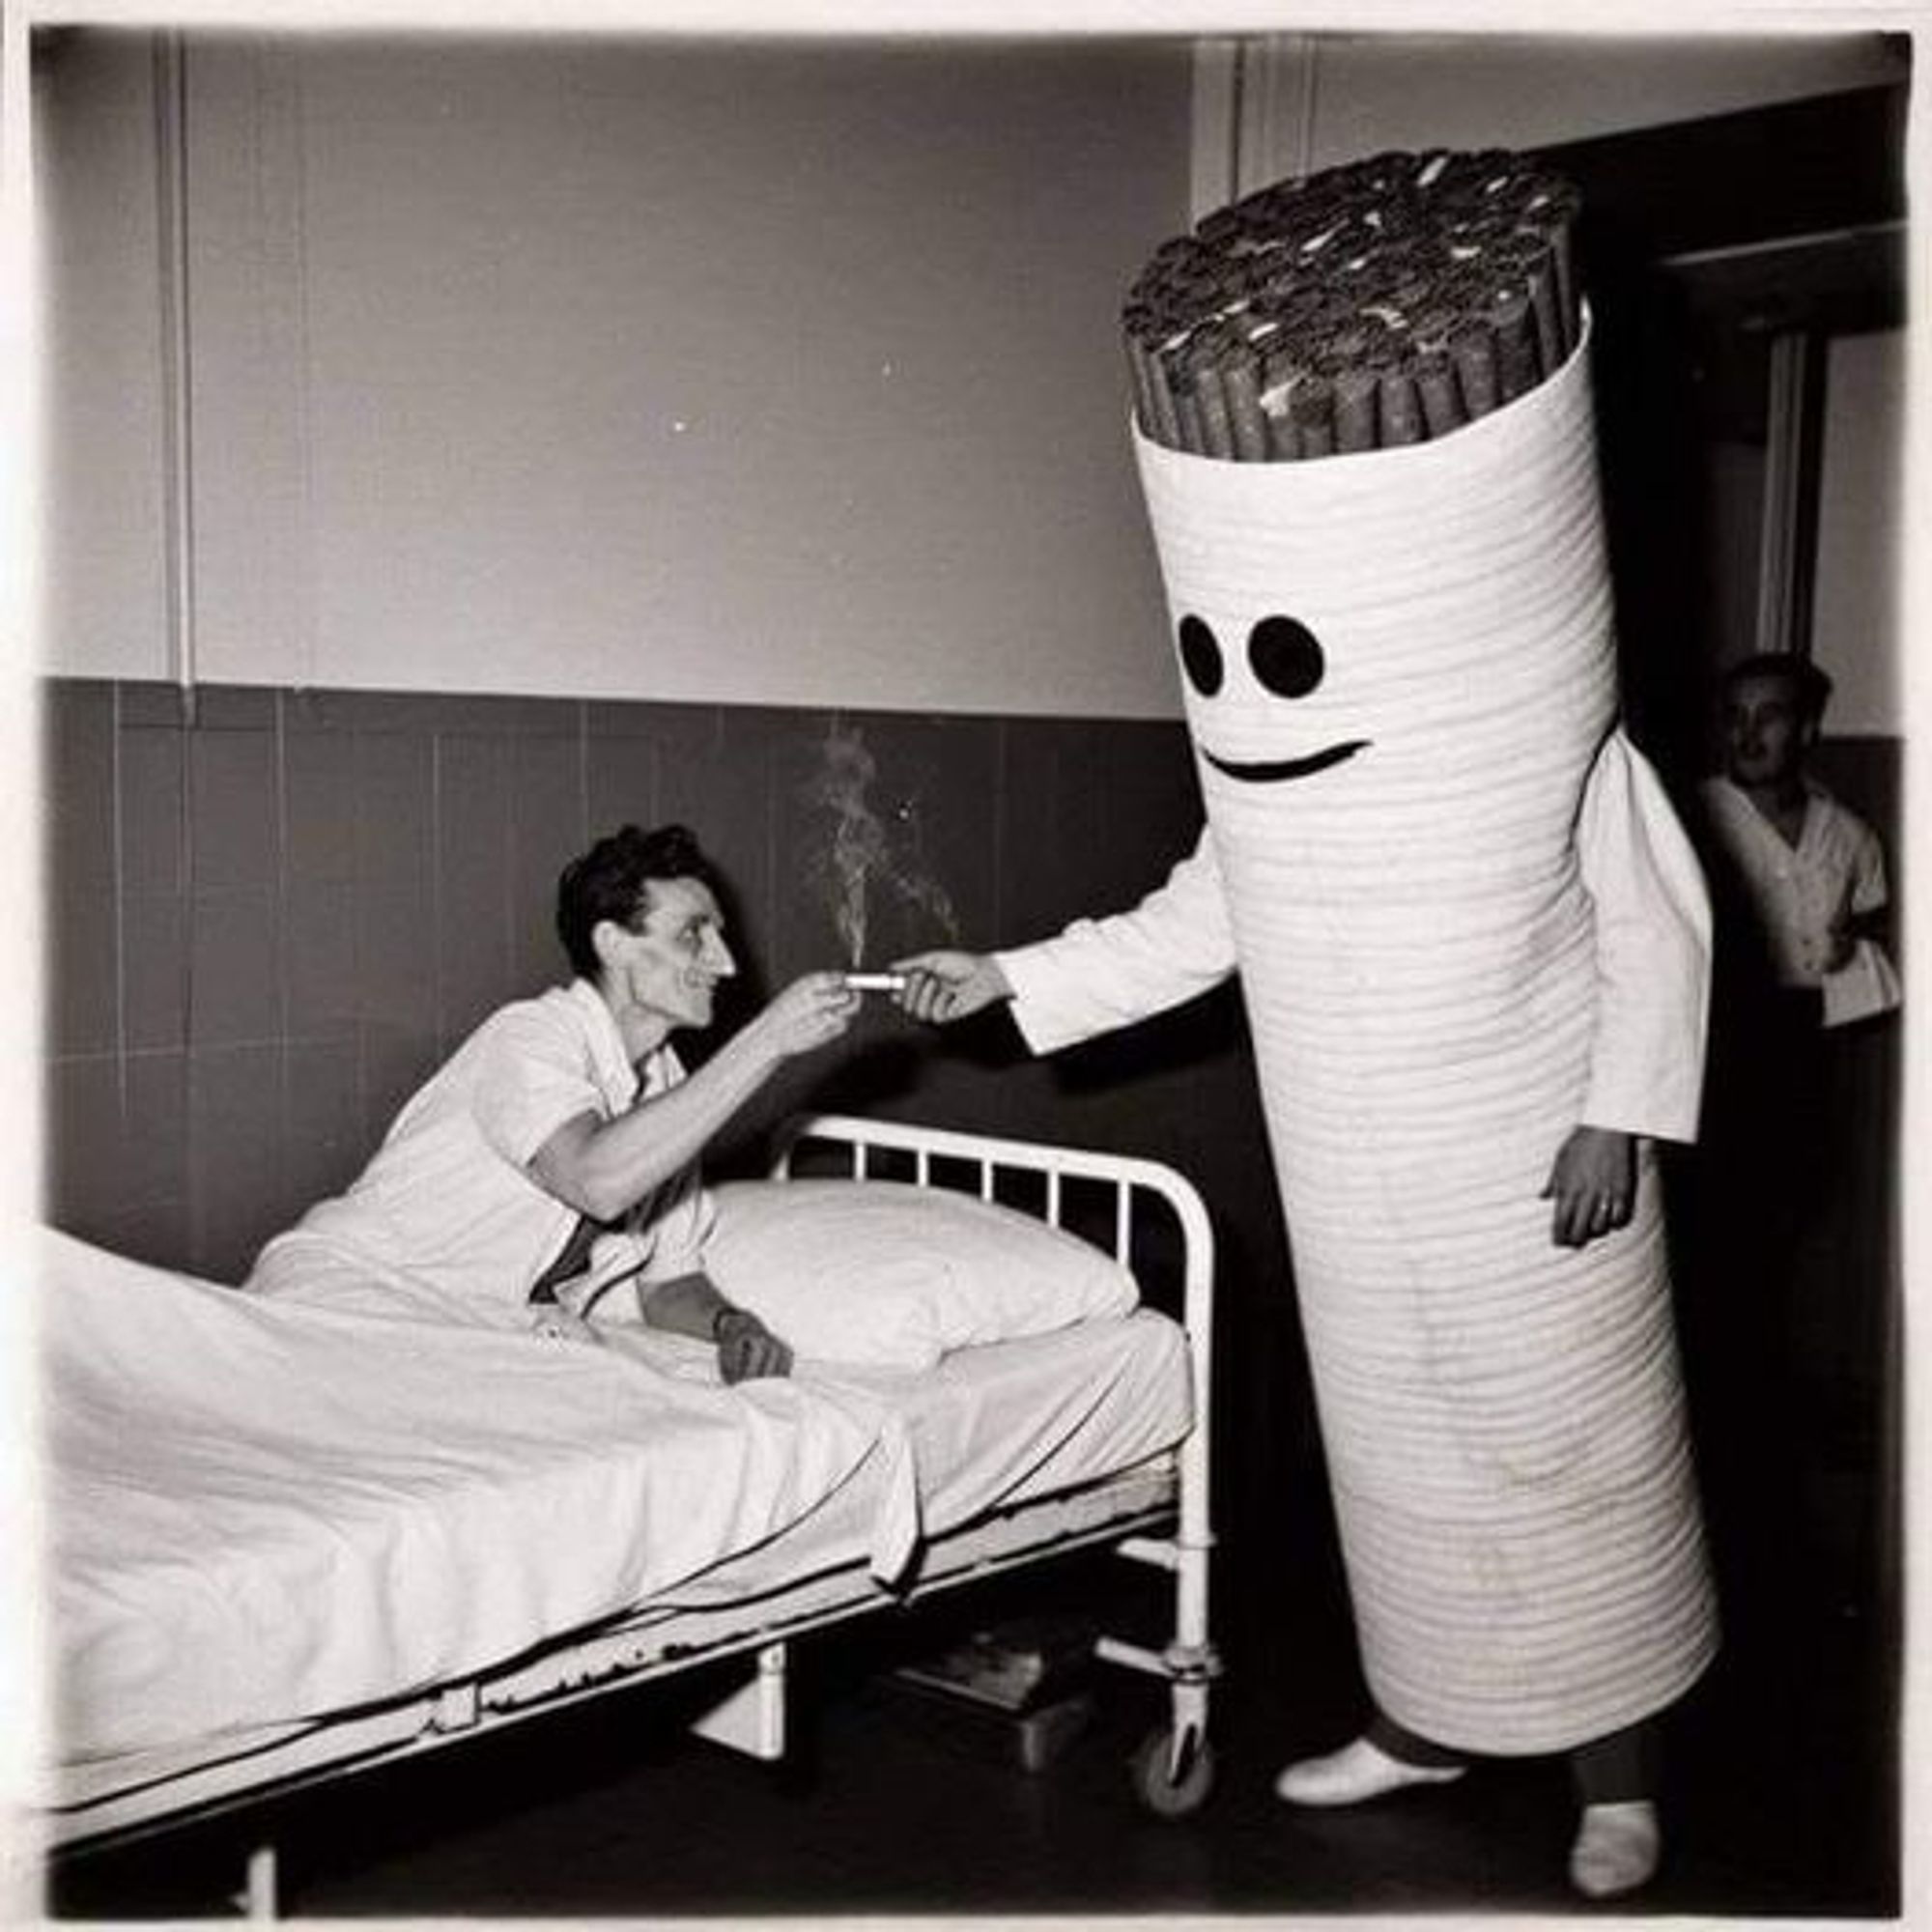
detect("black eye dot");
top-left (1177, 615), bottom-right (1224, 696)
top-left (1249, 615), bottom-right (1325, 698)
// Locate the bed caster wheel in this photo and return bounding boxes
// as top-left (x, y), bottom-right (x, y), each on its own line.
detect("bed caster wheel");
top-left (1130, 1722), bottom-right (1215, 1818)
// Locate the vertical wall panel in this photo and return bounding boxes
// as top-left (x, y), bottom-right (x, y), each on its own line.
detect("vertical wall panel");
top-left (46, 893), bottom-right (119, 1061)
top-left (998, 716), bottom-right (1202, 945)
top-left (583, 704), bottom-right (667, 840)
top-left (1812, 329), bottom-right (1904, 736)
top-left (283, 714), bottom-right (360, 886)
top-left (43, 676), bottom-right (1288, 1300)
top-left (187, 1041), bottom-right (285, 1281)
top-left (42, 684), bottom-right (120, 1057)
top-left (36, 36), bottom-right (173, 678)
top-left (506, 721), bottom-right (588, 995)
top-left (643, 704), bottom-right (727, 835)
top-left (281, 1037), bottom-right (363, 1226)
top-left (357, 1025), bottom-right (440, 1158)
top-left (181, 41), bottom-right (316, 689)
top-left (351, 729), bottom-right (436, 894)
top-left (43, 681), bottom-right (117, 886)
top-left (353, 889), bottom-right (440, 1036)
top-left (121, 895), bottom-right (188, 1053)
top-left (188, 723), bottom-right (279, 892)
top-left (678, 708), bottom-right (781, 996)
top-left (123, 1050), bottom-right (190, 1214)
top-left (348, 719), bottom-right (440, 1137)
top-left (435, 730), bottom-right (518, 1049)
top-left (185, 892), bottom-right (281, 1047)
top-left (45, 1056), bottom-right (124, 1242)
top-left (118, 717), bottom-right (187, 896)
top-left (284, 879), bottom-right (358, 1040)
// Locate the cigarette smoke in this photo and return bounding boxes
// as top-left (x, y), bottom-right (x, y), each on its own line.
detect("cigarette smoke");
top-left (803, 723), bottom-right (957, 966)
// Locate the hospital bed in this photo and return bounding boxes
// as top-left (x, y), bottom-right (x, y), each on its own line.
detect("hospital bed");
top-left (37, 1115), bottom-right (1218, 1917)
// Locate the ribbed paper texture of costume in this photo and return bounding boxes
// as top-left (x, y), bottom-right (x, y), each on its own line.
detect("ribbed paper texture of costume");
top-left (1133, 330), bottom-right (1715, 1753)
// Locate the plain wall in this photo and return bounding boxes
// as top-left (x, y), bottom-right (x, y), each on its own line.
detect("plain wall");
top-left (37, 33), bottom-right (1194, 715)
top-left (38, 31), bottom-right (1910, 731)
top-left (1813, 328), bottom-right (1906, 736)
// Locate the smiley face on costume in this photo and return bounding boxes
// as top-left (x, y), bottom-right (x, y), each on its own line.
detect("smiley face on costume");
top-left (1176, 612), bottom-right (1370, 783)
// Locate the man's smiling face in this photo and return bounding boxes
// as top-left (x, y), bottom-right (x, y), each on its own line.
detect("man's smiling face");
top-left (1175, 611), bottom-right (1370, 784)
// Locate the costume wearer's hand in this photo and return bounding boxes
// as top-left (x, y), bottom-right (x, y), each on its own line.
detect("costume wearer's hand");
top-left (1541, 1125), bottom-right (1636, 1249)
top-left (714, 1307), bottom-right (792, 1383)
top-left (753, 972), bottom-right (861, 1061)
top-left (530, 1307), bottom-right (606, 1347)
top-left (891, 952), bottom-right (1012, 1024)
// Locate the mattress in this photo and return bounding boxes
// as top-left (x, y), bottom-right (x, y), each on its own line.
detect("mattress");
top-left (647, 1304), bottom-right (1188, 1609)
top-left (43, 1229), bottom-right (1189, 1795)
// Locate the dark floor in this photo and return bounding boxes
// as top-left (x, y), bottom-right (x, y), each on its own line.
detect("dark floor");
top-left (46, 1443), bottom-right (1901, 1923)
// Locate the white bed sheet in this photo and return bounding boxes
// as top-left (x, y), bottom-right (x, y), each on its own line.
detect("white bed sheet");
top-left (45, 1232), bottom-right (1191, 1776)
top-left (45, 1233), bottom-right (909, 1762)
top-left (648, 1306), bottom-right (1190, 1611)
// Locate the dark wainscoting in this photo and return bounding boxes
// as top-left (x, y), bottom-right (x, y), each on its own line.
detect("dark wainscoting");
top-left (40, 676), bottom-right (1280, 1275)
top-left (41, 676), bottom-right (1310, 1636)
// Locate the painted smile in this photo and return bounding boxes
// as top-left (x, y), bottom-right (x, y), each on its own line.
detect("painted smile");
top-left (1204, 740), bottom-right (1370, 783)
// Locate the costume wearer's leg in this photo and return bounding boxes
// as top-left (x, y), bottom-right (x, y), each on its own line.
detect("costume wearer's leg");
top-left (1568, 1718), bottom-right (1664, 1898)
top-left (1368, 1709), bottom-right (1469, 1770)
top-left (1569, 1716), bottom-right (1657, 1804)
top-left (1275, 1708), bottom-right (1467, 1806)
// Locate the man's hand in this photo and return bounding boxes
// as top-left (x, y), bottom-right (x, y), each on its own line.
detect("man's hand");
top-left (746, 971), bottom-right (862, 1062)
top-left (891, 952), bottom-right (1012, 1025)
top-left (713, 1306), bottom-right (792, 1383)
top-left (1541, 1125), bottom-right (1636, 1249)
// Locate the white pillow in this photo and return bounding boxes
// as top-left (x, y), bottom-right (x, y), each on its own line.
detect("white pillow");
top-left (702, 1179), bottom-right (1140, 1371)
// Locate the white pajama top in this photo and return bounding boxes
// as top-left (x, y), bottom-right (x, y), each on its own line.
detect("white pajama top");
top-left (1700, 774), bottom-right (1899, 1026)
top-left (248, 980), bottom-right (712, 1323)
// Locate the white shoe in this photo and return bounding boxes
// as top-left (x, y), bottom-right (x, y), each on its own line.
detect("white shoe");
top-left (1569, 1800), bottom-right (1662, 1899)
top-left (1273, 1735), bottom-right (1467, 1807)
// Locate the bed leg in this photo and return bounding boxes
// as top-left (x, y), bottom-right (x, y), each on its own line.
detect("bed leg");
top-left (689, 1642), bottom-right (788, 1761)
top-left (229, 1843), bottom-right (277, 1920)
top-left (1102, 1519), bottom-right (1221, 1817)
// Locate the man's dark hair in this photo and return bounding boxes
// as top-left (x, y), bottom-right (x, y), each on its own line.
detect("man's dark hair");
top-left (555, 824), bottom-right (724, 980)
top-left (1720, 651), bottom-right (1833, 724)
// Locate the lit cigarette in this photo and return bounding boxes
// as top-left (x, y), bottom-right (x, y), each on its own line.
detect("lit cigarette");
top-left (843, 972), bottom-right (909, 993)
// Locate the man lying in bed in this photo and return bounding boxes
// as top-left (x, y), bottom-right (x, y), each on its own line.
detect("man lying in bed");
top-left (245, 824), bottom-right (860, 1381)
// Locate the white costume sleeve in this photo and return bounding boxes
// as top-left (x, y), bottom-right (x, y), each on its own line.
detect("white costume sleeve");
top-left (996, 831), bottom-right (1239, 1057)
top-left (1577, 728), bottom-right (1714, 1143)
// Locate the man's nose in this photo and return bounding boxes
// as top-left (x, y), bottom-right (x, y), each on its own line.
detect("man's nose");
top-left (704, 932), bottom-right (737, 977)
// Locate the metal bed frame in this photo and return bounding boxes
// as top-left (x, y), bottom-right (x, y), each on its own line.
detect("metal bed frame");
top-left (40, 1114), bottom-right (1219, 1916)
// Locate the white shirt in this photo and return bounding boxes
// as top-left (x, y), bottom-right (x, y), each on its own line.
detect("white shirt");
top-left (1700, 775), bottom-right (1889, 987)
top-left (250, 980), bottom-right (712, 1319)
top-left (998, 727), bottom-right (1712, 1144)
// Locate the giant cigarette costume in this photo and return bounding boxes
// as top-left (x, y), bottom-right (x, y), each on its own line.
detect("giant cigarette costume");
top-left (1001, 151), bottom-right (1717, 1754)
